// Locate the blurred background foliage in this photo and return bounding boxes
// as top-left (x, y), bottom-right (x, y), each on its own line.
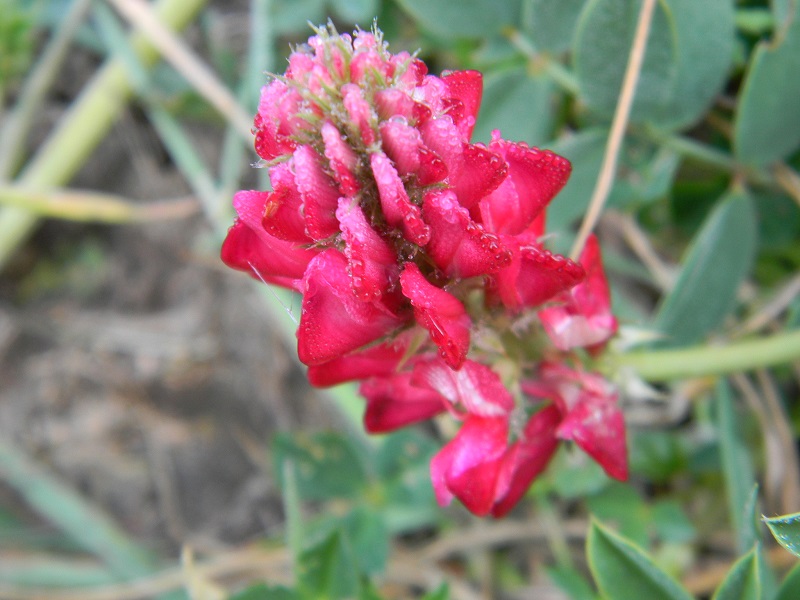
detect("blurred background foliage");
top-left (1, 0), bottom-right (800, 598)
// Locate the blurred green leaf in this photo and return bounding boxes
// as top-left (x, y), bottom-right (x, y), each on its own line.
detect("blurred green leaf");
top-left (736, 8), bottom-right (776, 35)
top-left (587, 520), bottom-right (693, 600)
top-left (764, 511), bottom-right (800, 558)
top-left (546, 564), bottom-right (597, 600)
top-left (472, 67), bottom-right (555, 145)
top-left (651, 0), bottom-right (734, 130)
top-left (0, 0), bottom-right (35, 90)
top-left (331, 0), bottom-right (379, 22)
top-left (628, 430), bottom-right (687, 483)
top-left (298, 530), bottom-right (359, 599)
top-left (588, 482), bottom-right (650, 548)
top-left (340, 507), bottom-right (390, 574)
top-left (716, 380), bottom-right (758, 553)
top-left (549, 128), bottom-right (607, 230)
top-left (549, 129), bottom-right (678, 232)
top-left (394, 0), bottom-right (522, 38)
top-left (654, 190), bottom-right (757, 345)
top-left (734, 9), bottom-right (800, 166)
top-left (755, 192), bottom-right (800, 251)
top-left (652, 501), bottom-right (696, 545)
top-left (775, 561), bottom-right (800, 600)
top-left (272, 0), bottom-right (326, 33)
top-left (551, 450), bottom-right (611, 498)
top-left (712, 546), bottom-right (761, 600)
top-left (273, 432), bottom-right (368, 501)
top-left (421, 583), bottom-right (450, 600)
top-left (229, 583), bottom-right (299, 600)
top-left (523, 0), bottom-right (588, 54)
top-left (573, 0), bottom-right (678, 123)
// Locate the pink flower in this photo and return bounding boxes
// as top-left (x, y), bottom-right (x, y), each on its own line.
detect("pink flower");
top-left (221, 24), bottom-right (625, 519)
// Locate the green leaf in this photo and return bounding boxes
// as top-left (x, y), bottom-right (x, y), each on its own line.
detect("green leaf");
top-left (734, 9), bottom-right (800, 166)
top-left (549, 129), bottom-right (607, 231)
top-left (764, 511), bottom-right (800, 558)
top-left (588, 482), bottom-right (650, 548)
top-left (650, 0), bottom-right (735, 130)
top-left (573, 0), bottom-right (678, 123)
top-left (394, 0), bottom-right (522, 38)
top-left (546, 564), bottom-right (597, 600)
top-left (736, 8), bottom-right (776, 36)
top-left (548, 129), bottom-right (678, 234)
top-left (340, 507), bottom-right (390, 574)
top-left (654, 190), bottom-right (757, 345)
top-left (775, 561), bottom-right (800, 600)
top-left (712, 546), bottom-right (761, 600)
top-left (715, 380), bottom-right (758, 552)
top-left (298, 531), bottom-right (359, 599)
top-left (273, 432), bottom-right (367, 501)
top-left (472, 67), bottom-right (555, 145)
top-left (651, 501), bottom-right (696, 545)
top-left (524, 0), bottom-right (588, 54)
top-left (587, 520), bottom-right (693, 600)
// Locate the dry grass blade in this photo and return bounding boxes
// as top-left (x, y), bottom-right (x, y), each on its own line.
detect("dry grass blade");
top-left (0, 185), bottom-right (199, 223)
top-left (570, 0), bottom-right (658, 260)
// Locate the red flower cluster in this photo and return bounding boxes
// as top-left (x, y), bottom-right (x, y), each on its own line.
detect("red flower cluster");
top-left (222, 25), bottom-right (626, 517)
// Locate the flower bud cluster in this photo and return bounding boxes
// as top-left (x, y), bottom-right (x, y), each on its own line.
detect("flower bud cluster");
top-left (222, 24), bottom-right (627, 517)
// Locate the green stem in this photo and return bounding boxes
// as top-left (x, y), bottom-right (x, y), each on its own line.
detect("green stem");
top-left (0, 0), bottom-right (208, 270)
top-left (606, 329), bottom-right (800, 382)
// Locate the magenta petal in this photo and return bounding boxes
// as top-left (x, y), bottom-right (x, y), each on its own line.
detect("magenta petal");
top-left (255, 81), bottom-right (302, 160)
top-left (491, 240), bottom-right (584, 312)
top-left (342, 83), bottom-right (377, 146)
top-left (412, 357), bottom-right (514, 417)
top-left (557, 395), bottom-right (628, 481)
top-left (360, 372), bottom-right (446, 433)
top-left (336, 198), bottom-right (398, 300)
top-left (400, 264), bottom-right (470, 370)
top-left (379, 120), bottom-right (422, 177)
top-left (297, 249), bottom-right (404, 366)
top-left (423, 190), bottom-right (511, 278)
top-left (374, 88), bottom-right (417, 121)
top-left (307, 335), bottom-right (411, 387)
top-left (370, 152), bottom-right (431, 245)
top-left (430, 415), bottom-right (509, 515)
top-left (419, 117), bottom-right (464, 177)
top-left (491, 405), bottom-right (561, 517)
top-left (261, 163), bottom-right (308, 242)
top-left (481, 137), bottom-right (572, 235)
top-left (222, 190), bottom-right (317, 287)
top-left (220, 220), bottom-right (307, 290)
top-left (540, 235), bottom-right (617, 350)
top-left (442, 70), bottom-right (483, 140)
top-left (453, 144), bottom-right (508, 210)
top-left (322, 121), bottom-right (360, 197)
top-left (293, 145), bottom-right (341, 241)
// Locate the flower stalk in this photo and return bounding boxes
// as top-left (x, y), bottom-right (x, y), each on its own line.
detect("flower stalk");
top-left (606, 329), bottom-right (800, 382)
